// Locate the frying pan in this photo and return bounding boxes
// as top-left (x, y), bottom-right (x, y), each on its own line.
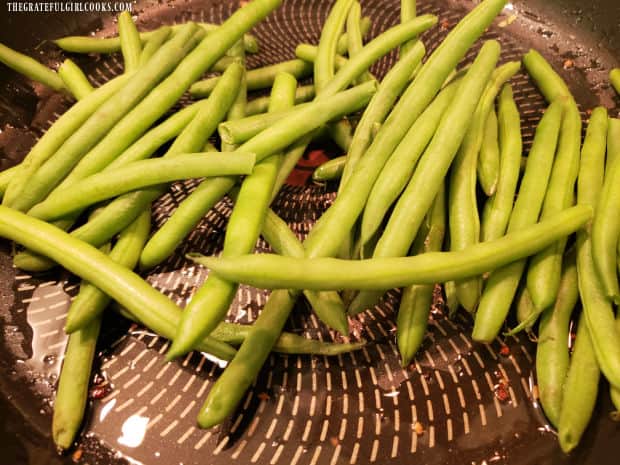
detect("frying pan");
top-left (0, 1), bottom-right (619, 464)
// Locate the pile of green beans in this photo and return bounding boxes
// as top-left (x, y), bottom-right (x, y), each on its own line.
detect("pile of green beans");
top-left (2, 0), bottom-right (620, 456)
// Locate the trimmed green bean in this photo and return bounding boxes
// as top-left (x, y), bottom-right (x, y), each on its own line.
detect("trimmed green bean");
top-left (339, 40), bottom-right (426, 190)
top-left (0, 42), bottom-right (66, 92)
top-left (192, 206), bottom-right (591, 291)
top-left (400, 0), bottom-right (417, 55)
top-left (245, 85), bottom-right (315, 116)
top-left (313, 156), bottom-right (347, 181)
top-left (221, 41), bottom-right (246, 153)
top-left (28, 152), bottom-right (256, 221)
top-left (535, 248), bottom-right (578, 427)
top-left (8, 24), bottom-right (202, 213)
top-left (64, 209), bottom-right (151, 333)
top-left (397, 184), bottom-right (445, 366)
top-left (118, 11), bottom-right (142, 73)
top-left (444, 281), bottom-right (459, 318)
top-left (52, 314), bottom-right (101, 451)
top-left (610, 68), bottom-right (620, 95)
top-left (472, 99), bottom-right (564, 342)
top-left (481, 84), bottom-right (522, 242)
top-left (478, 106), bottom-right (500, 196)
top-left (0, 205), bottom-right (236, 360)
top-left (190, 59), bottom-right (312, 97)
top-left (58, 59), bottom-right (93, 100)
top-left (54, 23), bottom-right (259, 54)
top-left (349, 40), bottom-right (501, 315)
top-left (2, 73), bottom-right (131, 207)
top-left (139, 26), bottom-right (171, 65)
top-left (557, 314), bottom-right (600, 453)
top-left (360, 79), bottom-right (457, 246)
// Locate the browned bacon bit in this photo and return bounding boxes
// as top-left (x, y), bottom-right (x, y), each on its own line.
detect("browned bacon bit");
top-left (499, 344), bottom-right (511, 356)
top-left (563, 59), bottom-right (574, 69)
top-left (413, 421), bottom-right (425, 435)
top-left (329, 436), bottom-right (339, 447)
top-left (71, 448), bottom-right (83, 462)
top-left (258, 392), bottom-right (270, 401)
top-left (440, 19), bottom-right (450, 30)
top-left (89, 384), bottom-right (112, 399)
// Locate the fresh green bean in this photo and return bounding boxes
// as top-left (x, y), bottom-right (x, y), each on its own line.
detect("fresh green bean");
top-left (295, 43), bottom-right (351, 70)
top-left (472, 99), bottom-right (564, 342)
top-left (304, 0), bottom-right (509, 264)
top-left (397, 184), bottom-right (445, 366)
top-left (64, 209), bottom-right (151, 333)
top-left (347, 2), bottom-right (372, 84)
top-left (336, 16), bottom-right (372, 54)
top-left (0, 205), bottom-right (236, 360)
top-left (349, 40), bottom-right (501, 315)
top-left (535, 248), bottom-right (578, 427)
top-left (270, 134), bottom-right (313, 198)
top-left (481, 84), bottom-right (522, 242)
top-left (612, 315), bottom-right (620, 413)
top-left (54, 22), bottom-right (259, 54)
top-left (400, 0), bottom-right (417, 55)
top-left (8, 24), bottom-right (202, 213)
top-left (245, 85), bottom-right (315, 116)
top-left (360, 79), bottom-right (457, 246)
top-left (339, 40), bottom-right (426, 190)
top-left (2, 73), bottom-right (131, 207)
top-left (139, 26), bottom-right (171, 65)
top-left (510, 285), bottom-right (536, 334)
top-left (610, 68), bottom-right (620, 95)
top-left (314, 0), bottom-right (355, 94)
top-left (557, 314), bottom-right (600, 453)
top-left (609, 118), bottom-right (620, 173)
top-left (190, 59), bottom-right (312, 97)
top-left (58, 59), bottom-right (93, 100)
top-left (478, 106), bottom-right (500, 196)
top-left (118, 11), bottom-right (142, 73)
top-left (327, 118), bottom-right (354, 151)
top-left (0, 42), bottom-right (66, 92)
top-left (0, 165), bottom-right (19, 197)
top-left (313, 156), bottom-right (347, 181)
top-left (191, 206), bottom-right (591, 291)
top-left (522, 49), bottom-right (571, 101)
top-left (52, 314), bottom-right (101, 451)
top-left (444, 281), bottom-right (459, 318)
top-left (220, 41), bottom-right (246, 153)
top-left (28, 152), bottom-right (256, 221)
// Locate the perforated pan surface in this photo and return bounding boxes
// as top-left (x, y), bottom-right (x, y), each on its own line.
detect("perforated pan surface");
top-left (0, 1), bottom-right (619, 464)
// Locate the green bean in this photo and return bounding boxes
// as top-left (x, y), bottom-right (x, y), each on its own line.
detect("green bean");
top-left (313, 156), bottom-right (347, 181)
top-left (400, 0), bottom-right (417, 55)
top-left (192, 206), bottom-right (590, 291)
top-left (612, 315), bottom-right (620, 413)
top-left (8, 24), bottom-right (202, 213)
top-left (304, 0), bottom-right (508, 263)
top-left (0, 205), bottom-right (236, 360)
top-left (397, 184), bottom-right (445, 366)
top-left (610, 68), bottom-right (620, 95)
top-left (245, 85), bottom-right (315, 116)
top-left (347, 2), bottom-right (372, 84)
top-left (221, 41), bottom-right (247, 153)
top-left (444, 281), bottom-right (459, 318)
top-left (478, 106), bottom-right (500, 196)
top-left (327, 118), bottom-right (354, 151)
top-left (315, 0), bottom-right (355, 94)
top-left (360, 79), bottom-right (457, 246)
top-left (481, 84), bottom-right (522, 242)
top-left (28, 152), bottom-right (255, 221)
top-left (609, 118), bottom-right (620, 173)
top-left (295, 43), bottom-right (351, 70)
top-left (0, 165), bottom-right (19, 197)
top-left (52, 313), bottom-right (101, 451)
top-left (508, 285), bottom-right (537, 335)
top-left (349, 40), bottom-right (501, 315)
top-left (339, 40), bottom-right (426, 190)
top-left (535, 248), bottom-right (578, 427)
top-left (190, 59), bottom-right (312, 97)
top-left (336, 16), bottom-right (371, 54)
top-left (576, 107), bottom-right (620, 390)
top-left (522, 49), bottom-right (571, 101)
top-left (557, 314), bottom-right (600, 453)
top-left (139, 26), bottom-right (171, 65)
top-left (472, 99), bottom-right (564, 342)
top-left (54, 23), bottom-right (259, 54)
top-left (58, 59), bottom-right (93, 100)
top-left (2, 73), bottom-right (131, 207)
top-left (118, 11), bottom-right (142, 73)
top-left (270, 134), bottom-right (313, 198)
top-left (0, 42), bottom-right (66, 92)
top-left (166, 72), bottom-right (300, 359)
top-left (64, 209), bottom-right (151, 333)
top-left (260, 207), bottom-right (349, 334)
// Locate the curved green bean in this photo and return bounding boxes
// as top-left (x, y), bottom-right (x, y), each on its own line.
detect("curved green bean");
top-left (139, 26), bottom-right (171, 65)
top-left (58, 59), bottom-right (93, 100)
top-left (478, 106), bottom-right (500, 196)
top-left (313, 156), bottom-right (347, 181)
top-left (0, 205), bottom-right (236, 360)
top-left (64, 209), bottom-right (151, 333)
top-left (191, 205), bottom-right (590, 291)
top-left (535, 248), bottom-right (578, 427)
top-left (118, 11), bottom-right (142, 73)
top-left (349, 40), bottom-right (501, 315)
top-left (557, 314), bottom-right (600, 453)
top-left (28, 152), bottom-right (256, 221)
top-left (472, 99), bottom-right (564, 342)
top-left (481, 84), bottom-right (522, 242)
top-left (0, 42), bottom-right (66, 92)
top-left (610, 68), bottom-right (620, 95)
